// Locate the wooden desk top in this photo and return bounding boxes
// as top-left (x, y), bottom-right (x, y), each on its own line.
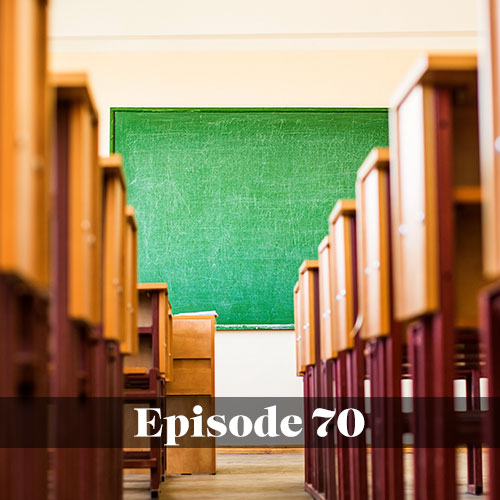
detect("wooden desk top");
top-left (126, 205), bottom-right (137, 230)
top-left (318, 235), bottom-right (329, 253)
top-left (138, 282), bottom-right (169, 292)
top-left (328, 199), bottom-right (356, 226)
top-left (101, 154), bottom-right (126, 190)
top-left (50, 72), bottom-right (99, 123)
top-left (299, 260), bottom-right (319, 275)
top-left (390, 52), bottom-right (477, 108)
top-left (356, 147), bottom-right (390, 183)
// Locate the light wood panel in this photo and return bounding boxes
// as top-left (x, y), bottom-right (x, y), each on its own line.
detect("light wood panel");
top-left (293, 281), bottom-right (305, 376)
top-left (166, 396), bottom-right (215, 475)
top-left (166, 359), bottom-right (212, 395)
top-left (101, 154), bottom-right (126, 342)
top-left (390, 83), bottom-right (439, 321)
top-left (172, 317), bottom-right (213, 359)
top-left (328, 200), bottom-right (356, 352)
top-left (166, 314), bottom-right (216, 474)
top-left (298, 260), bottom-right (318, 367)
top-left (391, 53), bottom-right (490, 325)
top-left (356, 148), bottom-right (391, 340)
top-left (165, 299), bottom-right (174, 381)
top-left (479, 0), bottom-right (500, 278)
top-left (53, 73), bottom-right (101, 324)
top-left (318, 237), bottom-right (336, 360)
top-left (122, 206), bottom-right (138, 355)
top-left (0, 0), bottom-right (49, 288)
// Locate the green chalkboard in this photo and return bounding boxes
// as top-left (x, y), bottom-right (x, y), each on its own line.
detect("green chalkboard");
top-left (111, 108), bottom-right (388, 328)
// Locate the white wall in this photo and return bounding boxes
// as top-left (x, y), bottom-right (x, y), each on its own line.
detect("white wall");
top-left (49, 0), bottom-right (477, 39)
top-left (48, 0), bottom-right (479, 398)
top-left (215, 330), bottom-right (303, 397)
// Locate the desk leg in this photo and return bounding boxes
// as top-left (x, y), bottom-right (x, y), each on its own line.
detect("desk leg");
top-left (368, 337), bottom-right (404, 500)
top-left (433, 87), bottom-right (457, 500)
top-left (465, 370), bottom-right (483, 495)
top-left (304, 367), bottom-right (313, 488)
top-left (308, 366), bottom-right (318, 491)
top-left (0, 280), bottom-right (50, 500)
top-left (408, 319), bottom-right (436, 500)
top-left (335, 353), bottom-right (351, 500)
top-left (346, 338), bottom-right (368, 500)
top-left (385, 326), bottom-right (404, 500)
top-left (314, 363), bottom-right (324, 495)
top-left (111, 342), bottom-right (123, 500)
top-left (322, 360), bottom-right (337, 500)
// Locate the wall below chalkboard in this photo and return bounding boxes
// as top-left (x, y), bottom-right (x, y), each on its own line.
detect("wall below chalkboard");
top-left (111, 108), bottom-right (388, 329)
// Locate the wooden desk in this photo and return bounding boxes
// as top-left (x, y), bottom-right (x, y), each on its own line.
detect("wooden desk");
top-left (328, 200), bottom-right (357, 352)
top-left (318, 236), bottom-right (336, 360)
top-left (101, 155), bottom-right (126, 343)
top-left (52, 73), bottom-right (101, 325)
top-left (390, 54), bottom-right (487, 324)
top-left (390, 53), bottom-right (485, 499)
top-left (299, 260), bottom-right (319, 367)
top-left (356, 148), bottom-right (391, 340)
top-left (51, 72), bottom-right (106, 500)
top-left (166, 314), bottom-right (216, 475)
top-left (97, 153), bottom-right (129, 500)
top-left (0, 0), bottom-right (50, 289)
top-left (356, 147), bottom-right (405, 500)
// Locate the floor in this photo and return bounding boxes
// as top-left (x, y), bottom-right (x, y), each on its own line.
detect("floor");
top-left (123, 450), bottom-right (489, 500)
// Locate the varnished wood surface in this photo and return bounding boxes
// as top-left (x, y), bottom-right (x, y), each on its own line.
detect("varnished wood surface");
top-left (123, 450), bottom-right (490, 499)
top-left (125, 454), bottom-right (310, 499)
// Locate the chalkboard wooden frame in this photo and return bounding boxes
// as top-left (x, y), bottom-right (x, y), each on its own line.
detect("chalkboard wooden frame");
top-left (110, 108), bottom-right (388, 330)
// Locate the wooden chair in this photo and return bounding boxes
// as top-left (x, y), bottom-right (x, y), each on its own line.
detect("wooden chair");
top-left (0, 2), bottom-right (50, 499)
top-left (478, 2), bottom-right (500, 498)
top-left (123, 283), bottom-right (172, 497)
top-left (328, 199), bottom-right (367, 500)
top-left (356, 148), bottom-right (404, 500)
top-left (390, 54), bottom-right (488, 499)
top-left (166, 313), bottom-right (217, 475)
top-left (50, 73), bottom-right (102, 500)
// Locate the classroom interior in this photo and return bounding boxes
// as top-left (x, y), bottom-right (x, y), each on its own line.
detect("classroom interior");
top-left (2, 0), bottom-right (500, 499)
